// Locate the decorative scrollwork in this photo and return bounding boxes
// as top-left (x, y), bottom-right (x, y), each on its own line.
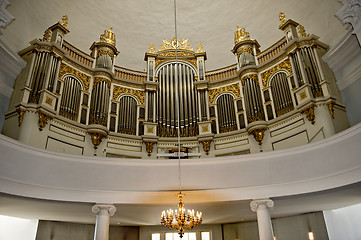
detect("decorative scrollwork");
top-left (208, 84), bottom-right (240, 104)
top-left (112, 85), bottom-right (145, 104)
top-left (93, 77), bottom-right (111, 89)
top-left (159, 37), bottom-right (193, 51)
top-left (260, 59), bottom-right (292, 88)
top-left (328, 101), bottom-right (335, 119)
top-left (59, 63), bottom-right (91, 92)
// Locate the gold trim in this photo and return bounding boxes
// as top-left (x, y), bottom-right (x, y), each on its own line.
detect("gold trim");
top-left (234, 26), bottom-right (250, 44)
top-left (260, 59), bottom-right (292, 88)
top-left (208, 83), bottom-right (240, 104)
top-left (45, 97), bottom-right (53, 105)
top-left (16, 108), bottom-right (25, 127)
top-left (112, 85), bottom-right (145, 104)
top-left (328, 101), bottom-right (335, 119)
top-left (59, 63), bottom-right (91, 92)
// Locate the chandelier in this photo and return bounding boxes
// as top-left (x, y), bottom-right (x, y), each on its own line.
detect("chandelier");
top-left (161, 192), bottom-right (202, 238)
top-left (160, 0), bottom-right (203, 238)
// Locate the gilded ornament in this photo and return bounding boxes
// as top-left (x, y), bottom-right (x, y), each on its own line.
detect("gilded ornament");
top-left (97, 49), bottom-right (114, 59)
top-left (260, 59), bottom-right (292, 88)
top-left (297, 25), bottom-right (310, 38)
top-left (328, 101), bottom-right (335, 119)
top-left (300, 91), bottom-right (307, 100)
top-left (279, 12), bottom-right (287, 26)
top-left (94, 77), bottom-right (111, 89)
top-left (237, 47), bottom-right (254, 58)
top-left (59, 63), bottom-right (90, 92)
top-left (249, 128), bottom-right (266, 145)
top-left (45, 97), bottom-right (53, 106)
top-left (196, 43), bottom-right (204, 53)
top-left (201, 125), bottom-right (209, 132)
top-left (158, 51), bottom-right (194, 57)
top-left (38, 111), bottom-right (53, 131)
top-left (147, 126), bottom-right (154, 134)
top-left (59, 15), bottom-right (69, 30)
top-left (301, 104), bottom-right (315, 124)
top-left (234, 25), bottom-right (250, 44)
top-left (147, 43), bottom-right (156, 54)
top-left (112, 85), bottom-right (145, 104)
top-left (99, 27), bottom-right (116, 47)
top-left (42, 29), bottom-right (52, 42)
top-left (241, 74), bottom-right (259, 86)
top-left (158, 37), bottom-right (193, 51)
top-left (208, 84), bottom-right (240, 104)
top-left (89, 132), bottom-right (107, 149)
top-left (200, 140), bottom-right (212, 155)
top-left (16, 108), bottom-right (25, 127)
top-left (144, 141), bottom-right (156, 156)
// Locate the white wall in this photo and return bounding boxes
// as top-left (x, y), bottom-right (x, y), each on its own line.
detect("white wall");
top-left (0, 215), bottom-right (38, 240)
top-left (323, 203), bottom-right (361, 240)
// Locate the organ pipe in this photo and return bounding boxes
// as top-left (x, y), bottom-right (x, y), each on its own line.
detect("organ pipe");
top-left (156, 62), bottom-right (198, 137)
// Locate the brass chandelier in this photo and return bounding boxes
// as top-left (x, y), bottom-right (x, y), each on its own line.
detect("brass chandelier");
top-left (161, 192), bottom-right (202, 238)
top-left (160, 0), bottom-right (203, 238)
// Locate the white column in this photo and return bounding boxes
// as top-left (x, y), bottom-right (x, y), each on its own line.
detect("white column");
top-left (92, 204), bottom-right (116, 240)
top-left (250, 199), bottom-right (274, 240)
top-left (296, 50), bottom-right (308, 84)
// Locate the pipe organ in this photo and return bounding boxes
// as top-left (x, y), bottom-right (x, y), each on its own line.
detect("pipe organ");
top-left (3, 13), bottom-right (349, 158)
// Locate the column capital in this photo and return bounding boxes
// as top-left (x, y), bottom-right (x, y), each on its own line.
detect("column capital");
top-left (250, 199), bottom-right (274, 212)
top-left (92, 204), bottom-right (116, 217)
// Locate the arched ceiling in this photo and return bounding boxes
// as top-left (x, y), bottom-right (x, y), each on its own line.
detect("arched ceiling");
top-left (2, 0), bottom-right (346, 71)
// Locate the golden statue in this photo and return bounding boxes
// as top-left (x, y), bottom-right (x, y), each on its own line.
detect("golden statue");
top-left (100, 27), bottom-right (116, 46)
top-left (42, 29), bottom-right (52, 42)
top-left (234, 25), bottom-right (250, 44)
top-left (279, 12), bottom-right (287, 26)
top-left (147, 43), bottom-right (156, 53)
top-left (59, 15), bottom-right (68, 29)
top-left (297, 24), bottom-right (310, 38)
top-left (196, 42), bottom-right (204, 53)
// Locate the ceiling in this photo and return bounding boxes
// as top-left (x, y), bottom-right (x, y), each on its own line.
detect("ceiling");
top-left (2, 0), bottom-right (346, 71)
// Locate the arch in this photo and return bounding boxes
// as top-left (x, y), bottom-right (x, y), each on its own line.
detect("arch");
top-left (116, 93), bottom-right (140, 105)
top-left (268, 69), bottom-right (290, 87)
top-left (214, 91), bottom-right (237, 104)
top-left (155, 60), bottom-right (197, 76)
top-left (61, 74), bottom-right (84, 90)
top-left (216, 93), bottom-right (237, 133)
top-left (118, 95), bottom-right (137, 135)
top-left (59, 75), bottom-right (82, 121)
top-left (270, 72), bottom-right (294, 117)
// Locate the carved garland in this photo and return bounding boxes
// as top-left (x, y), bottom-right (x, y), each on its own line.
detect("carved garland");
top-left (112, 85), bottom-right (145, 104)
top-left (260, 59), bottom-right (292, 88)
top-left (200, 140), bottom-right (212, 155)
top-left (155, 58), bottom-right (197, 68)
top-left (59, 63), bottom-right (91, 92)
top-left (144, 141), bottom-right (156, 156)
top-left (208, 83), bottom-right (240, 104)
top-left (241, 74), bottom-right (259, 86)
